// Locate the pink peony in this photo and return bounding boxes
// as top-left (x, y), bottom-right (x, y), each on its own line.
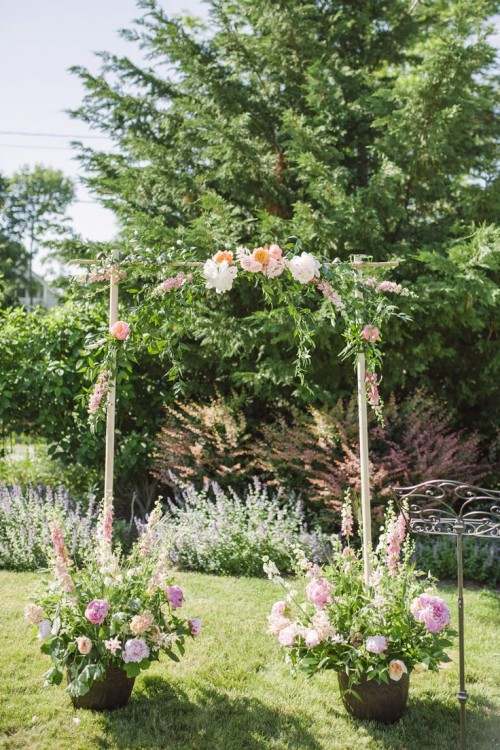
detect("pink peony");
top-left (189, 618), bottom-right (202, 637)
top-left (76, 636), bottom-right (92, 655)
top-left (361, 325), bottom-right (381, 343)
top-left (411, 594), bottom-right (450, 634)
top-left (304, 628), bottom-right (321, 648)
top-left (306, 577), bottom-right (332, 609)
top-left (268, 614), bottom-right (291, 636)
top-left (278, 623), bottom-right (299, 647)
top-left (388, 659), bottom-right (408, 681)
top-left (122, 638), bottom-right (150, 663)
top-left (288, 252), bottom-right (321, 284)
top-left (365, 635), bottom-right (388, 654)
top-left (166, 585), bottom-right (184, 609)
top-left (271, 601), bottom-right (287, 618)
top-left (84, 599), bottom-right (109, 625)
top-left (110, 320), bottom-right (130, 341)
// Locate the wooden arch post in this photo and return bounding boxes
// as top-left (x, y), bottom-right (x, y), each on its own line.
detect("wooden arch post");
top-left (103, 270), bottom-right (119, 508)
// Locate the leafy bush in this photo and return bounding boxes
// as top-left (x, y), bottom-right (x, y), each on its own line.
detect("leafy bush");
top-left (257, 390), bottom-right (491, 515)
top-left (153, 478), bottom-right (331, 577)
top-left (414, 536), bottom-right (499, 587)
top-left (0, 485), bottom-right (98, 571)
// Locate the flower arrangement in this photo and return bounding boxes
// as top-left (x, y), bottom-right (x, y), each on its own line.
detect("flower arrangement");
top-left (266, 496), bottom-right (454, 692)
top-left (25, 498), bottom-right (201, 701)
top-left (80, 242), bottom-right (412, 429)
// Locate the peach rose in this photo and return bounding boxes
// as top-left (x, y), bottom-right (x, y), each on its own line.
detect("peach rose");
top-left (110, 320), bottom-right (130, 341)
top-left (388, 659), bottom-right (408, 681)
top-left (76, 636), bottom-right (92, 655)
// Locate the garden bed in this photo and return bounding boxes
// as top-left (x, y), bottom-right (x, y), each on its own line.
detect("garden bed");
top-left (0, 571), bottom-right (498, 750)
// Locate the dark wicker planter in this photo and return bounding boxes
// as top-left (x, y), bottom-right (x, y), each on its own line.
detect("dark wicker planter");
top-left (70, 666), bottom-right (135, 711)
top-left (338, 671), bottom-right (409, 724)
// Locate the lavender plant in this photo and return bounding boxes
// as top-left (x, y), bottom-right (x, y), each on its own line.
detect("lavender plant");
top-left (152, 478), bottom-right (331, 577)
top-left (0, 485), bottom-right (98, 571)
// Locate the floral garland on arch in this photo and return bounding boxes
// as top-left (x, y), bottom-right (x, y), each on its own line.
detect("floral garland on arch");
top-left (81, 241), bottom-right (412, 429)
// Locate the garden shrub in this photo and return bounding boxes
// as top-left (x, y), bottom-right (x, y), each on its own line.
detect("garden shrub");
top-left (414, 535), bottom-right (500, 587)
top-left (152, 478), bottom-right (331, 577)
top-left (0, 485), bottom-right (98, 571)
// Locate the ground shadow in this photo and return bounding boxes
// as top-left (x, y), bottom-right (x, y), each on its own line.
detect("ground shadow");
top-left (345, 691), bottom-right (499, 750)
top-left (95, 675), bottom-right (321, 750)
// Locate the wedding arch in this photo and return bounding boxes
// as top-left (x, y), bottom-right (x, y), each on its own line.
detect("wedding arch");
top-left (76, 241), bottom-right (410, 584)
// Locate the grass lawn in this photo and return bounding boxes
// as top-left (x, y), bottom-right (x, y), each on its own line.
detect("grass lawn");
top-left (0, 571), bottom-right (498, 750)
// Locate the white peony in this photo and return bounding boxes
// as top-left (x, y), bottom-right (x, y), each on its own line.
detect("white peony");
top-left (288, 252), bottom-right (321, 284)
top-left (203, 259), bottom-right (238, 294)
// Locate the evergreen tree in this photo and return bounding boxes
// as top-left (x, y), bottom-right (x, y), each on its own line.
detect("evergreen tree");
top-left (71, 0), bottom-right (500, 430)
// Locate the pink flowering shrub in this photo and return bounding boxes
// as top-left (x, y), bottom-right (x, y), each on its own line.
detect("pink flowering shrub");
top-left (266, 498), bottom-right (455, 688)
top-left (25, 498), bottom-right (201, 698)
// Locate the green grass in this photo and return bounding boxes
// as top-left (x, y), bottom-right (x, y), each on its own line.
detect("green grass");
top-left (0, 571), bottom-right (498, 750)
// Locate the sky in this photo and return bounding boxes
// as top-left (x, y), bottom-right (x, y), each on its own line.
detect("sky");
top-left (1, 2), bottom-right (498, 274)
top-left (0, 0), bottom-right (206, 271)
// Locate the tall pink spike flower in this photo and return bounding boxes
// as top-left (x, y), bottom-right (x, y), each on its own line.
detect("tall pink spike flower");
top-left (386, 513), bottom-right (407, 575)
top-left (341, 494), bottom-right (353, 539)
top-left (49, 521), bottom-right (74, 593)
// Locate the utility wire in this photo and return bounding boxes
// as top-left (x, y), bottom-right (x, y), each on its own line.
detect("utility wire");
top-left (0, 130), bottom-right (109, 139)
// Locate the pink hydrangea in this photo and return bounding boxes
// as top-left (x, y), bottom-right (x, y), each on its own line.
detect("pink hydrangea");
top-left (166, 585), bottom-right (184, 609)
top-left (365, 635), bottom-right (388, 654)
top-left (110, 320), bottom-right (130, 341)
top-left (85, 599), bottom-right (109, 625)
top-left (306, 577), bottom-right (332, 609)
top-left (411, 594), bottom-right (450, 634)
top-left (271, 601), bottom-right (287, 617)
top-left (189, 618), bottom-right (202, 636)
top-left (361, 325), bottom-right (380, 343)
top-left (122, 638), bottom-right (150, 663)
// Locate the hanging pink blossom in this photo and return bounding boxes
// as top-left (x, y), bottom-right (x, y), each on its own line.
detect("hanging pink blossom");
top-left (88, 371), bottom-right (109, 415)
top-left (365, 371), bottom-right (380, 407)
top-left (315, 279), bottom-right (344, 309)
top-left (156, 272), bottom-right (191, 294)
top-left (361, 325), bottom-right (380, 343)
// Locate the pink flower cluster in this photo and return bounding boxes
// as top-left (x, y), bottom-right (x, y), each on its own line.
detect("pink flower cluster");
top-left (365, 371), bottom-right (380, 407)
top-left (377, 280), bottom-right (404, 294)
top-left (88, 371), bottom-right (109, 415)
top-left (156, 272), bottom-right (191, 294)
top-left (411, 594), bottom-right (450, 634)
top-left (341, 497), bottom-right (353, 539)
top-left (49, 521), bottom-right (74, 593)
top-left (85, 599), bottom-right (109, 625)
top-left (268, 601), bottom-right (335, 649)
top-left (386, 513), bottom-right (407, 575)
top-left (361, 325), bottom-right (380, 343)
top-left (315, 279), bottom-right (344, 309)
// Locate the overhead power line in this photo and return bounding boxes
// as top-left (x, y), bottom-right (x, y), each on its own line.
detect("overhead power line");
top-left (0, 130), bottom-right (109, 140)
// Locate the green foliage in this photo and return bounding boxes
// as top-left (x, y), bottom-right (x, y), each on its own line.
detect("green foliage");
top-left (156, 478), bottom-right (330, 577)
top-left (0, 303), bottom-right (168, 503)
top-left (415, 535), bottom-right (500, 586)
